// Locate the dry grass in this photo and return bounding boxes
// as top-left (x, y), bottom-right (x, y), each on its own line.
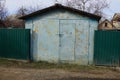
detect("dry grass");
top-left (0, 58), bottom-right (120, 80)
top-left (0, 58), bottom-right (118, 72)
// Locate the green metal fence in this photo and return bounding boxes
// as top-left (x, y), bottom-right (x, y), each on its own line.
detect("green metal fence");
top-left (0, 29), bottom-right (30, 60)
top-left (94, 30), bottom-right (120, 66)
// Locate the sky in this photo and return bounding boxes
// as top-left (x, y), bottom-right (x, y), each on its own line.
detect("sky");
top-left (103, 0), bottom-right (120, 18)
top-left (4, 0), bottom-right (120, 19)
top-left (5, 0), bottom-right (55, 14)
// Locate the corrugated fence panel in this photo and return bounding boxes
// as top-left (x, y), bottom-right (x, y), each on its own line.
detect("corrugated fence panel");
top-left (0, 29), bottom-right (30, 60)
top-left (94, 30), bottom-right (120, 66)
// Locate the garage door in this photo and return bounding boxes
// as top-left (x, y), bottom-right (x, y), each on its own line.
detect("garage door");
top-left (59, 20), bottom-right (75, 61)
top-left (36, 19), bottom-right (89, 63)
top-left (59, 20), bottom-right (89, 64)
top-left (38, 19), bottom-right (59, 61)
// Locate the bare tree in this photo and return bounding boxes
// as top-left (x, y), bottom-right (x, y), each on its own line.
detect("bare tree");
top-left (65, 0), bottom-right (109, 16)
top-left (90, 0), bottom-right (109, 16)
top-left (17, 5), bottom-right (42, 17)
top-left (66, 0), bottom-right (91, 11)
top-left (17, 6), bottom-right (29, 17)
top-left (3, 6), bottom-right (28, 28)
top-left (6, 5), bottom-right (42, 28)
top-left (0, 0), bottom-right (8, 20)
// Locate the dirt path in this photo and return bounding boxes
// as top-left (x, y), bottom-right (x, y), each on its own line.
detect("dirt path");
top-left (0, 67), bottom-right (120, 80)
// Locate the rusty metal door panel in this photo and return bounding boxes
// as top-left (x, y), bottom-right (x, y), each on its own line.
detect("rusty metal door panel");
top-left (75, 20), bottom-right (89, 64)
top-left (37, 19), bottom-right (59, 62)
top-left (59, 20), bottom-right (75, 61)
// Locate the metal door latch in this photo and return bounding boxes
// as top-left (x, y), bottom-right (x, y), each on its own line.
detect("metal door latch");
top-left (56, 34), bottom-right (64, 37)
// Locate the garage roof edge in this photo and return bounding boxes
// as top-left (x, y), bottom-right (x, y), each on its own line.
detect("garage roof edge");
top-left (19, 4), bottom-right (101, 20)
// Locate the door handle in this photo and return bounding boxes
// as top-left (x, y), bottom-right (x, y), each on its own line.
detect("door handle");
top-left (56, 34), bottom-right (64, 37)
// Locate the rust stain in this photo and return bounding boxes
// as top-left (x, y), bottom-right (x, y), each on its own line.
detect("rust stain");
top-left (66, 16), bottom-right (69, 19)
top-left (33, 26), bottom-right (39, 33)
top-left (65, 31), bottom-right (68, 34)
top-left (60, 14), bottom-right (64, 18)
top-left (49, 20), bottom-right (55, 25)
top-left (39, 45), bottom-right (48, 52)
top-left (47, 30), bottom-right (51, 35)
top-left (44, 25), bottom-right (47, 28)
top-left (75, 28), bottom-right (81, 44)
top-left (75, 28), bottom-right (79, 33)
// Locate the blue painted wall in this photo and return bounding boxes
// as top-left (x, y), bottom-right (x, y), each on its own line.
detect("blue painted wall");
top-left (25, 8), bottom-right (99, 65)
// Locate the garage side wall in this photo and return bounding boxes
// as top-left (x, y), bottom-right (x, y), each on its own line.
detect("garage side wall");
top-left (25, 9), bottom-right (99, 65)
top-left (89, 20), bottom-right (98, 64)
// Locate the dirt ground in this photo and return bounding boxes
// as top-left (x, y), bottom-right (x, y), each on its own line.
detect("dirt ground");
top-left (0, 67), bottom-right (120, 80)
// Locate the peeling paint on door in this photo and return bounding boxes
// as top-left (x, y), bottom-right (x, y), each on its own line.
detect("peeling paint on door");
top-left (38, 20), bottom-right (59, 62)
top-left (75, 20), bottom-right (89, 65)
top-left (60, 20), bottom-right (75, 61)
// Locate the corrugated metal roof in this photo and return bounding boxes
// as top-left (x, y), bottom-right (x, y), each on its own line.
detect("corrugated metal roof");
top-left (19, 4), bottom-right (101, 20)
